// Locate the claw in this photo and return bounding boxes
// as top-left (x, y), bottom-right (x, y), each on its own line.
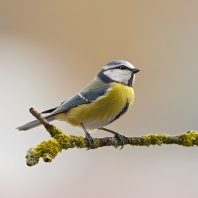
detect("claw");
top-left (80, 123), bottom-right (94, 150)
top-left (85, 131), bottom-right (94, 150)
top-left (98, 127), bottom-right (126, 149)
top-left (114, 133), bottom-right (127, 150)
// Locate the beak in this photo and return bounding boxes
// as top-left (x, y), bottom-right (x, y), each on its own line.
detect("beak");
top-left (132, 68), bottom-right (140, 74)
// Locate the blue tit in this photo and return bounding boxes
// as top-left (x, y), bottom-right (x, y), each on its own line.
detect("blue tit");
top-left (17, 60), bottom-right (140, 149)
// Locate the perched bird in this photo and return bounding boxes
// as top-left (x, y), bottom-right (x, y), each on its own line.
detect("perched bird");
top-left (17, 60), bottom-right (140, 149)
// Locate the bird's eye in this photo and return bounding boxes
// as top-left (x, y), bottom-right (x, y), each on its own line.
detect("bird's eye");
top-left (119, 65), bottom-right (125, 70)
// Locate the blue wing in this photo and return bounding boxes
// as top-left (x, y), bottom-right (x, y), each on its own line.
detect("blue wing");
top-left (17, 83), bottom-right (110, 131)
top-left (48, 85), bottom-right (110, 116)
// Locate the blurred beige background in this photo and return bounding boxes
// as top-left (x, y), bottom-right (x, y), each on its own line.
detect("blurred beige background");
top-left (1, 1), bottom-right (198, 198)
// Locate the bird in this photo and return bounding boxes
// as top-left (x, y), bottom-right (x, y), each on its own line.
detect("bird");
top-left (17, 60), bottom-right (140, 149)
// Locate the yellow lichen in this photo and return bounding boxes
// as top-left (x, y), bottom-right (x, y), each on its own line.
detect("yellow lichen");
top-left (179, 131), bottom-right (198, 147)
top-left (25, 125), bottom-right (198, 166)
top-left (93, 138), bottom-right (100, 149)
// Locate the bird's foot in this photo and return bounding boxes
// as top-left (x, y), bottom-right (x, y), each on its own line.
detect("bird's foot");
top-left (98, 128), bottom-right (127, 149)
top-left (80, 123), bottom-right (94, 150)
top-left (113, 132), bottom-right (127, 150)
top-left (85, 131), bottom-right (94, 150)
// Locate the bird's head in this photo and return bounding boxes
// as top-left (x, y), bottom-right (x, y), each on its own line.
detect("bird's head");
top-left (97, 60), bottom-right (140, 87)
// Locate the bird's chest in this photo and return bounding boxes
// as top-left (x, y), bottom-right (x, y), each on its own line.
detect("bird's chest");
top-left (100, 83), bottom-right (135, 120)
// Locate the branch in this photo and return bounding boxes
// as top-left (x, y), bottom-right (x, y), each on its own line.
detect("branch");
top-left (25, 108), bottom-right (198, 166)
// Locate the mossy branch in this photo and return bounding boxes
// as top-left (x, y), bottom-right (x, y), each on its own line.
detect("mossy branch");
top-left (26, 108), bottom-right (198, 166)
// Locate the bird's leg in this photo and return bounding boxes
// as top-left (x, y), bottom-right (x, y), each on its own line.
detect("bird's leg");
top-left (98, 127), bottom-right (127, 149)
top-left (80, 123), bottom-right (94, 150)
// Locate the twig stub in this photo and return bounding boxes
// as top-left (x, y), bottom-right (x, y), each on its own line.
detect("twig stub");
top-left (29, 107), bottom-right (52, 129)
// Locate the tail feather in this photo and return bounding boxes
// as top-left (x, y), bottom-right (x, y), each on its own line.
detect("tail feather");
top-left (17, 115), bottom-right (55, 131)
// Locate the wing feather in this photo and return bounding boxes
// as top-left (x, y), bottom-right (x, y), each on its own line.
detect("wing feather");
top-left (48, 84), bottom-right (110, 116)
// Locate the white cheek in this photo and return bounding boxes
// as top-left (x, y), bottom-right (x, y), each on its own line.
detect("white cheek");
top-left (104, 69), bottom-right (132, 84)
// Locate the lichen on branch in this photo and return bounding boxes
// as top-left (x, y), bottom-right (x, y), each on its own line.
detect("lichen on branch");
top-left (25, 108), bottom-right (198, 166)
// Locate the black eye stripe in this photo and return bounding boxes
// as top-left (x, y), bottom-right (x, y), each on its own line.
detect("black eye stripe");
top-left (103, 65), bottom-right (130, 71)
top-left (118, 65), bottom-right (127, 70)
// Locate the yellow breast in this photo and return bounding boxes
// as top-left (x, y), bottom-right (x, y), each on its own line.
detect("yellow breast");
top-left (56, 82), bottom-right (135, 130)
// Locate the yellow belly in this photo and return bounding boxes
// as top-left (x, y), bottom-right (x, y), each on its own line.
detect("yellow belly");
top-left (55, 82), bottom-right (134, 130)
